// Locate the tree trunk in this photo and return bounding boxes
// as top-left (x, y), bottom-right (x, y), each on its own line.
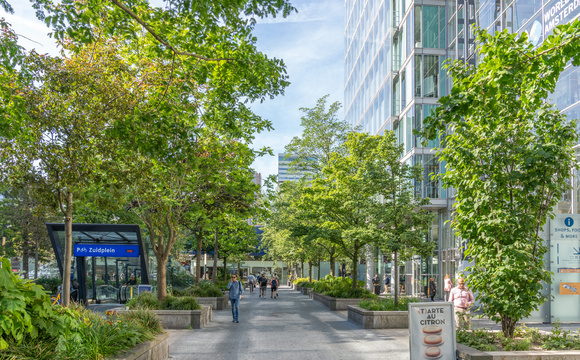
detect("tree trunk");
top-left (34, 236), bottom-right (39, 280)
top-left (308, 261), bottom-right (312, 282)
top-left (317, 260), bottom-right (321, 280)
top-left (223, 256), bottom-right (228, 282)
top-left (157, 256), bottom-right (168, 301)
top-left (300, 261), bottom-right (304, 278)
top-left (237, 262), bottom-right (240, 277)
top-left (195, 227), bottom-right (203, 283)
top-left (212, 228), bottom-right (219, 283)
top-left (394, 250), bottom-right (399, 306)
top-left (329, 247), bottom-right (336, 276)
top-left (22, 236), bottom-right (29, 279)
top-left (351, 256), bottom-right (358, 289)
top-left (502, 315), bottom-right (517, 338)
top-left (61, 192), bottom-right (73, 306)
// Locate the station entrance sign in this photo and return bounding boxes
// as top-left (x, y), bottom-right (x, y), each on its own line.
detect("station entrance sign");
top-left (73, 244), bottom-right (140, 257)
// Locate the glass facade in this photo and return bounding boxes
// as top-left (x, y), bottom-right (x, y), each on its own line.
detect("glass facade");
top-left (345, 0), bottom-right (580, 313)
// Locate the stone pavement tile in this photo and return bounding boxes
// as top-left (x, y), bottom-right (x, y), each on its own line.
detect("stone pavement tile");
top-left (168, 286), bottom-right (410, 360)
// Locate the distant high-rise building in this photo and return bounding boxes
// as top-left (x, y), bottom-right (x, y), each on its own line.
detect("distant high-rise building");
top-left (252, 172), bottom-right (262, 187)
top-left (277, 153), bottom-right (310, 184)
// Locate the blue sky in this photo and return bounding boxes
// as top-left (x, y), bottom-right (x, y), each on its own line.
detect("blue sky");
top-left (0, 0), bottom-right (345, 181)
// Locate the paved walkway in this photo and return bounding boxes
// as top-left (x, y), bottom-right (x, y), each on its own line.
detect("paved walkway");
top-left (167, 285), bottom-right (411, 360)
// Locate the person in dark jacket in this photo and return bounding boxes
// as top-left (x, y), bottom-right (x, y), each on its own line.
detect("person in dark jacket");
top-left (372, 275), bottom-right (381, 295)
top-left (429, 277), bottom-right (437, 302)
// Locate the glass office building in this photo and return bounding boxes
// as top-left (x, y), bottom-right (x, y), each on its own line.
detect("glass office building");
top-left (345, 0), bottom-right (580, 318)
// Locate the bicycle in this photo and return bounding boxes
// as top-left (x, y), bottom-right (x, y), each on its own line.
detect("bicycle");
top-left (51, 292), bottom-right (61, 306)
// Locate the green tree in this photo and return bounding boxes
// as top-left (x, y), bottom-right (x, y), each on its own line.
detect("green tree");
top-left (0, 43), bottom-right (138, 306)
top-left (422, 21), bottom-right (580, 337)
top-left (285, 95), bottom-right (350, 174)
top-left (301, 133), bottom-right (380, 289)
top-left (366, 132), bottom-right (435, 306)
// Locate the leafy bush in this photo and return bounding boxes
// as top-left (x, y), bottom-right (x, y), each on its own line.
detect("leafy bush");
top-left (162, 296), bottom-right (201, 310)
top-left (292, 277), bottom-right (309, 285)
top-left (456, 328), bottom-right (501, 351)
top-left (311, 275), bottom-right (375, 299)
top-left (301, 281), bottom-right (316, 288)
top-left (0, 257), bottom-right (77, 350)
top-left (0, 257), bottom-right (163, 359)
top-left (127, 292), bottom-right (200, 310)
top-left (502, 337), bottom-right (531, 351)
top-left (54, 305), bottom-right (163, 359)
top-left (34, 277), bottom-right (61, 294)
top-left (175, 281), bottom-right (224, 297)
top-left (541, 322), bottom-right (580, 350)
top-left (358, 296), bottom-right (420, 311)
top-left (126, 291), bottom-right (161, 310)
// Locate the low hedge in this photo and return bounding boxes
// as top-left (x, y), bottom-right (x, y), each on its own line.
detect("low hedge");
top-left (127, 292), bottom-right (201, 310)
top-left (313, 275), bottom-right (377, 299)
top-left (172, 281), bottom-right (224, 298)
top-left (358, 296), bottom-right (420, 311)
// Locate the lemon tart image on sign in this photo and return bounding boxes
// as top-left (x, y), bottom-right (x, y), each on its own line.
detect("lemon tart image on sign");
top-left (422, 325), bottom-right (442, 334)
top-left (423, 335), bottom-right (443, 346)
top-left (424, 346), bottom-right (441, 359)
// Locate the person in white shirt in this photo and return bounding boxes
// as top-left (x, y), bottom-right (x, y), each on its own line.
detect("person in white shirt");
top-left (448, 278), bottom-right (475, 330)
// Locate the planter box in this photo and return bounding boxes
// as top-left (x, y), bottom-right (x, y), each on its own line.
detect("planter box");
top-left (195, 295), bottom-right (228, 310)
top-left (295, 285), bottom-right (302, 292)
top-left (113, 332), bottom-right (169, 360)
top-left (301, 287), bottom-right (313, 297)
top-left (115, 306), bottom-right (212, 329)
top-left (312, 291), bottom-right (363, 311)
top-left (347, 305), bottom-right (408, 329)
top-left (456, 343), bottom-right (580, 360)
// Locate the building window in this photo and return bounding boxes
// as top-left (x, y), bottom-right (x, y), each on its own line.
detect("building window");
top-left (423, 55), bottom-right (439, 98)
top-left (423, 6), bottom-right (445, 49)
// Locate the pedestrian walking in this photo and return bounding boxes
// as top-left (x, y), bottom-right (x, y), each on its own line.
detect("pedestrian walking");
top-left (448, 278), bottom-right (475, 330)
top-left (247, 273), bottom-right (256, 293)
top-left (372, 274), bottom-right (381, 295)
top-left (271, 276), bottom-right (279, 298)
top-left (428, 277), bottom-right (437, 302)
top-left (444, 274), bottom-right (453, 301)
top-left (227, 274), bottom-right (243, 323)
top-left (384, 274), bottom-right (390, 294)
top-left (260, 274), bottom-right (268, 298)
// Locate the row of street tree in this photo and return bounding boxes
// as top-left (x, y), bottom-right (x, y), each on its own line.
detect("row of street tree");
top-left (261, 96), bottom-right (435, 306)
top-left (262, 20), bottom-right (580, 339)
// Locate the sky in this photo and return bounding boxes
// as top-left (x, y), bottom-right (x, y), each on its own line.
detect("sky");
top-left (0, 0), bottom-right (345, 182)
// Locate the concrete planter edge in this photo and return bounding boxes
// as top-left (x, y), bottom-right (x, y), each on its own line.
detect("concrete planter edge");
top-left (112, 331), bottom-right (169, 360)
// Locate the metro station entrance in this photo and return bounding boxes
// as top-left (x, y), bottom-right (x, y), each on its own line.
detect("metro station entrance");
top-left (47, 223), bottom-right (150, 305)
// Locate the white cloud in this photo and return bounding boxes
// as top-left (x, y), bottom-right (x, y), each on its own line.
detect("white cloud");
top-left (256, 0), bottom-right (343, 24)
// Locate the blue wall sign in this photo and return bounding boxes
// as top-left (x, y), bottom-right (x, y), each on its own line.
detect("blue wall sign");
top-left (74, 244), bottom-right (140, 257)
top-left (565, 217), bottom-right (574, 227)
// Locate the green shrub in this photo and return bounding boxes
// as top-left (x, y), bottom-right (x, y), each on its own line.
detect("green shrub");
top-left (0, 257), bottom-right (78, 350)
top-left (162, 296), bottom-right (201, 310)
top-left (541, 322), bottom-right (580, 350)
top-left (188, 281), bottom-right (224, 297)
top-left (34, 277), bottom-right (61, 294)
top-left (301, 281), bottom-right (316, 288)
top-left (311, 275), bottom-right (374, 298)
top-left (126, 291), bottom-right (161, 310)
top-left (456, 328), bottom-right (501, 351)
top-left (358, 296), bottom-right (420, 311)
top-left (501, 337), bottom-right (531, 351)
top-left (292, 277), bottom-right (309, 285)
top-left (127, 292), bottom-right (200, 310)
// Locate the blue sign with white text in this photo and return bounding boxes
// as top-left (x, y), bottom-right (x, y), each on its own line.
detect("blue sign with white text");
top-left (74, 244), bottom-right (140, 257)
